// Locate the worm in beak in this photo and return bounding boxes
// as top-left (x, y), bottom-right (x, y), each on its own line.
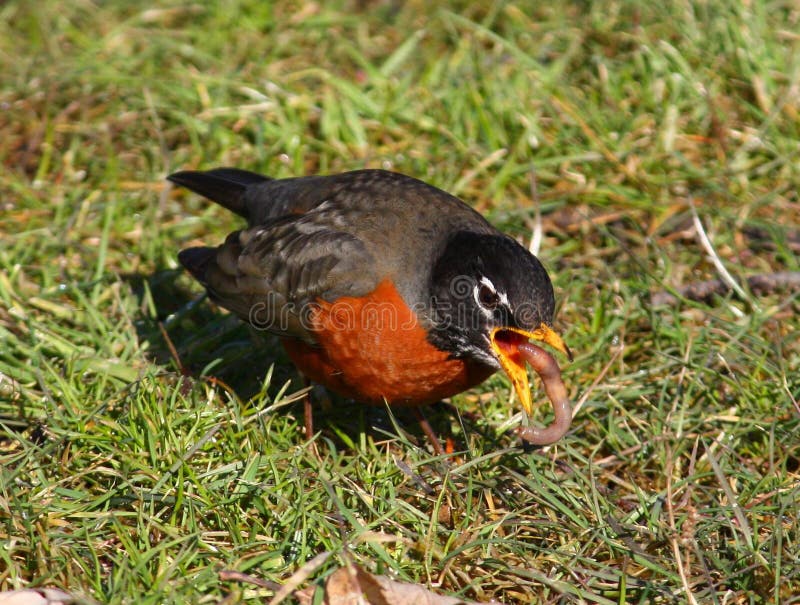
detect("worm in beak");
top-left (490, 324), bottom-right (572, 445)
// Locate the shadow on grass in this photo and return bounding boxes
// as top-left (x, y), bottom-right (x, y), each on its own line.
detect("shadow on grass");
top-left (122, 267), bottom-right (504, 456)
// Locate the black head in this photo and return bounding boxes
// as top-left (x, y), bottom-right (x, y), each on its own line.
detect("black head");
top-left (427, 231), bottom-right (557, 367)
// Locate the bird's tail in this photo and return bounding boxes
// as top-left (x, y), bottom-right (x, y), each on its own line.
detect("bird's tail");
top-left (167, 168), bottom-right (271, 218)
top-left (177, 246), bottom-right (217, 284)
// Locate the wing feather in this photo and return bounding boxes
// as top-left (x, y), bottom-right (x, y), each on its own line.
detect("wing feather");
top-left (186, 220), bottom-right (376, 343)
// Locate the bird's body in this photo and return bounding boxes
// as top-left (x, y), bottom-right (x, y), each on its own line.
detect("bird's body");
top-left (279, 278), bottom-right (494, 406)
top-left (171, 168), bottom-right (572, 443)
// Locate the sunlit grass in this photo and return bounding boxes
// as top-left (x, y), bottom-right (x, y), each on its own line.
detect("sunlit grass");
top-left (1, 1), bottom-right (798, 603)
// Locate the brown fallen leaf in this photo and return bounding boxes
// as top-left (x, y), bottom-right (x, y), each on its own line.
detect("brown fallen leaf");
top-left (0, 589), bottom-right (75, 605)
top-left (296, 563), bottom-right (485, 605)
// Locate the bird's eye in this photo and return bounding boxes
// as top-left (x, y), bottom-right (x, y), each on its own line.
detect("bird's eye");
top-left (478, 283), bottom-right (500, 309)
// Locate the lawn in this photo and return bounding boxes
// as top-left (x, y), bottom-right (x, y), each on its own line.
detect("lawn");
top-left (1, 1), bottom-right (799, 603)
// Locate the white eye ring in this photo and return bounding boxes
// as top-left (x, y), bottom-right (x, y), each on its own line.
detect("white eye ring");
top-left (474, 277), bottom-right (500, 311)
top-left (474, 276), bottom-right (512, 316)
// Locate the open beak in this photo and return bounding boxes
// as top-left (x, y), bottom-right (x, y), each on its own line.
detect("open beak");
top-left (490, 324), bottom-right (572, 415)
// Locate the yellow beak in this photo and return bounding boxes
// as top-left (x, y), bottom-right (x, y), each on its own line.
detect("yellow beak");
top-left (490, 324), bottom-right (572, 415)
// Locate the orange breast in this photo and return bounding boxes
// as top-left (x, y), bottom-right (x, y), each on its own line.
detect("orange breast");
top-left (281, 279), bottom-right (493, 406)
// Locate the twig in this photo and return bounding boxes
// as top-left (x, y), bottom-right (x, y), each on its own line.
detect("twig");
top-left (741, 225), bottom-right (800, 253)
top-left (219, 569), bottom-right (281, 590)
top-left (528, 166), bottom-right (543, 257)
top-left (665, 446), bottom-right (700, 605)
top-left (158, 320), bottom-right (185, 373)
top-left (689, 201), bottom-right (755, 314)
top-left (650, 271), bottom-right (800, 306)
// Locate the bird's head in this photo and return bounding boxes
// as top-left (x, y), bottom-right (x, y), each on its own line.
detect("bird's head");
top-left (428, 231), bottom-right (571, 415)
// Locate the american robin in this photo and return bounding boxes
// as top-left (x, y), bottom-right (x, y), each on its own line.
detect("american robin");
top-left (170, 168), bottom-right (572, 448)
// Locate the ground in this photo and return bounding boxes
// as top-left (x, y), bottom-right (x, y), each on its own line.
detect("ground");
top-left (1, 1), bottom-right (799, 603)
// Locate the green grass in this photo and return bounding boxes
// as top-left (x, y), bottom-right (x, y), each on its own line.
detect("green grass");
top-left (2, 1), bottom-right (799, 603)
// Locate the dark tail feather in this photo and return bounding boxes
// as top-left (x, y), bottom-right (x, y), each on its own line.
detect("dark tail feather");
top-left (178, 246), bottom-right (217, 284)
top-left (167, 168), bottom-right (272, 218)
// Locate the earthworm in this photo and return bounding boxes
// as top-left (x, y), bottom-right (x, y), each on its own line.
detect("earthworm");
top-left (516, 342), bottom-right (572, 445)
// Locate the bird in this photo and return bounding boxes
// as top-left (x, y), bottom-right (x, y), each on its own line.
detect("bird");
top-left (169, 168), bottom-right (572, 450)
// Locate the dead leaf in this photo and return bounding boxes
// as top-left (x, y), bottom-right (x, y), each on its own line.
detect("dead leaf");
top-left (298, 563), bottom-right (485, 605)
top-left (0, 589), bottom-right (75, 605)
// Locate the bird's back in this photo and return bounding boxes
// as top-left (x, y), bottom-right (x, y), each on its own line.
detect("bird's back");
top-left (172, 169), bottom-right (497, 308)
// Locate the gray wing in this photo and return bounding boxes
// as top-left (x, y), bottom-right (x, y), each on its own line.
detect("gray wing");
top-left (179, 216), bottom-right (378, 344)
top-left (174, 168), bottom-right (496, 339)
